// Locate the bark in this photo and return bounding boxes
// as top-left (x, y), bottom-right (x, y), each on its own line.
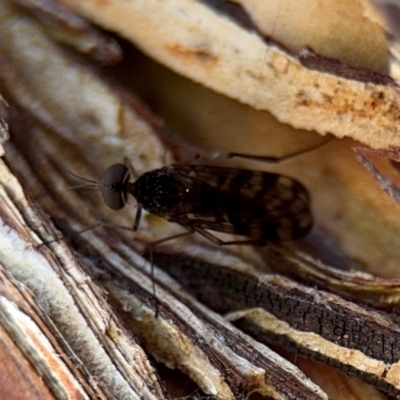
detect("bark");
top-left (1, 0), bottom-right (400, 399)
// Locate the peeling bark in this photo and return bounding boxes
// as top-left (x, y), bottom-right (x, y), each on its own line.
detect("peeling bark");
top-left (1, 1), bottom-right (400, 399)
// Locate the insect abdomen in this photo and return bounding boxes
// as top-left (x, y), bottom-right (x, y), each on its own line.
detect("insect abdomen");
top-left (131, 165), bottom-right (312, 242)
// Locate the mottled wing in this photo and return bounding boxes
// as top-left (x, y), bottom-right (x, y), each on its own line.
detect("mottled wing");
top-left (167, 164), bottom-right (312, 241)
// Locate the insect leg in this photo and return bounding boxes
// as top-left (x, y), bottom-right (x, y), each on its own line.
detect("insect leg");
top-left (145, 227), bottom-right (264, 316)
top-left (37, 222), bottom-right (104, 247)
top-left (133, 204), bottom-right (142, 231)
top-left (227, 136), bottom-right (333, 164)
top-left (124, 157), bottom-right (140, 180)
top-left (147, 228), bottom-right (195, 317)
top-left (193, 228), bottom-right (265, 247)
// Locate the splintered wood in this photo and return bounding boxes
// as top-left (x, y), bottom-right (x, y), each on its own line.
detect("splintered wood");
top-left (2, 0), bottom-right (400, 399)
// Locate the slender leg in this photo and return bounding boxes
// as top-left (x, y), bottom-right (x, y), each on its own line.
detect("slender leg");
top-left (38, 222), bottom-right (104, 247)
top-left (145, 227), bottom-right (269, 316)
top-left (146, 228), bottom-right (195, 317)
top-left (193, 227), bottom-right (265, 247)
top-left (40, 218), bottom-right (146, 247)
top-left (227, 136), bottom-right (332, 164)
top-left (124, 157), bottom-right (140, 180)
top-left (133, 204), bottom-right (142, 231)
top-left (148, 229), bottom-right (195, 249)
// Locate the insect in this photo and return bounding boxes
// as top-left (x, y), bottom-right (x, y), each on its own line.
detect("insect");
top-left (78, 156), bottom-right (313, 247)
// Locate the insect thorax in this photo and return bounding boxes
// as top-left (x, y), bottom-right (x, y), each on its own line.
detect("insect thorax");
top-left (131, 167), bottom-right (191, 214)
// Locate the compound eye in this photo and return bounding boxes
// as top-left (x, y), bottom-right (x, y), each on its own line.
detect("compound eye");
top-left (102, 164), bottom-right (129, 210)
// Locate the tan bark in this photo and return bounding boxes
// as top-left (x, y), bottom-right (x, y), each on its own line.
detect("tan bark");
top-left (1, 0), bottom-right (400, 399)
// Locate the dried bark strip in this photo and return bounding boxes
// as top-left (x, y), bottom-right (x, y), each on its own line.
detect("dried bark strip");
top-left (79, 241), bottom-right (327, 400)
top-left (0, 156), bottom-right (170, 399)
top-left (187, 299), bottom-right (326, 400)
top-left (59, 0), bottom-right (400, 149)
top-left (0, 264), bottom-right (98, 400)
top-left (355, 147), bottom-right (400, 204)
top-left (265, 244), bottom-right (400, 309)
top-left (13, 0), bottom-right (123, 64)
top-left (153, 252), bottom-right (400, 397)
top-left (0, 1), bottom-right (397, 398)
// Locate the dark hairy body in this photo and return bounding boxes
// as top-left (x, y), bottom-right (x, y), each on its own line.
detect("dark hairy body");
top-left (102, 162), bottom-right (313, 244)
